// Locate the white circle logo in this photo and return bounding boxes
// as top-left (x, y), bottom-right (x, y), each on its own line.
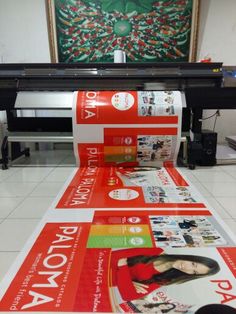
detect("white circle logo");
top-left (108, 189), bottom-right (139, 200)
top-left (129, 226), bottom-right (143, 233)
top-left (124, 137), bottom-right (133, 145)
top-left (129, 237), bottom-right (144, 246)
top-left (111, 92), bottom-right (134, 111)
top-left (127, 217), bottom-right (141, 224)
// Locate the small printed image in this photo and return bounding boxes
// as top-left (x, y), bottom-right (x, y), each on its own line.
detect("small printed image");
top-left (143, 186), bottom-right (198, 204)
top-left (137, 135), bottom-right (172, 162)
top-left (115, 166), bottom-right (167, 187)
top-left (149, 216), bottom-right (178, 228)
top-left (139, 91), bottom-right (156, 105)
top-left (149, 215), bottom-right (227, 248)
top-left (139, 105), bottom-right (175, 117)
top-left (164, 96), bottom-right (174, 104)
top-left (144, 186), bottom-right (167, 203)
top-left (174, 216), bottom-right (213, 229)
top-left (152, 229), bottom-right (186, 248)
top-left (138, 91), bottom-right (176, 116)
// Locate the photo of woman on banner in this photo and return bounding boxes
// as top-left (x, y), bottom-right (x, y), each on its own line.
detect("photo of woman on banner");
top-left (126, 300), bottom-right (176, 313)
top-left (111, 248), bottom-right (220, 301)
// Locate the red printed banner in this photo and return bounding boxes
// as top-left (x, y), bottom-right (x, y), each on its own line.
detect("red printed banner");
top-left (77, 143), bottom-right (105, 167)
top-left (217, 248), bottom-right (236, 278)
top-left (165, 166), bottom-right (189, 186)
top-left (1, 217), bottom-right (236, 312)
top-left (73, 249), bottom-right (112, 312)
top-left (76, 128), bottom-right (179, 168)
top-left (0, 223), bottom-right (90, 312)
top-left (73, 90), bottom-right (183, 167)
top-left (105, 128), bottom-right (178, 136)
top-left (56, 166), bottom-right (205, 209)
top-left (76, 91), bottom-right (178, 125)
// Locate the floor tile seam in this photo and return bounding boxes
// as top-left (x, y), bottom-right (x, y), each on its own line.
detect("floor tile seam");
top-left (58, 154), bottom-right (76, 165)
top-left (55, 164), bottom-right (76, 168)
top-left (217, 167), bottom-right (236, 180)
top-left (189, 169), bottom-right (233, 181)
top-left (184, 168), bottom-right (204, 182)
top-left (219, 165), bottom-right (236, 173)
top-left (187, 173), bottom-right (214, 198)
top-left (203, 200), bottom-right (231, 220)
top-left (0, 207), bottom-right (25, 222)
top-left (2, 194), bottom-right (32, 221)
top-left (0, 179), bottom-right (44, 195)
top-left (4, 218), bottom-right (41, 221)
top-left (0, 168), bottom-right (22, 181)
top-left (189, 177), bottom-right (236, 183)
top-left (27, 179), bottom-right (52, 197)
top-left (199, 179), bottom-right (233, 195)
top-left (224, 218), bottom-right (236, 222)
top-left (4, 179), bottom-right (54, 183)
top-left (0, 250), bottom-right (20, 253)
top-left (43, 180), bottom-right (67, 183)
top-left (34, 166), bottom-right (58, 182)
top-left (213, 196), bottom-right (236, 219)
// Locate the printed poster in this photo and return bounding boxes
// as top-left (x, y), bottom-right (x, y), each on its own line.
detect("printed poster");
top-left (73, 90), bottom-right (184, 167)
top-left (56, 166), bottom-right (206, 209)
top-left (0, 220), bottom-right (235, 313)
top-left (90, 209), bottom-right (234, 249)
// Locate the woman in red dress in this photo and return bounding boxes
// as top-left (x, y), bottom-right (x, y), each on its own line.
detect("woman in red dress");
top-left (111, 248), bottom-right (220, 301)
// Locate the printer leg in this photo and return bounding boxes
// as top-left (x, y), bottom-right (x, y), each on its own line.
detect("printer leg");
top-left (1, 136), bottom-right (9, 170)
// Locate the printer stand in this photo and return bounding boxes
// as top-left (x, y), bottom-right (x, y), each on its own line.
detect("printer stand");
top-left (1, 135), bottom-right (30, 170)
top-left (1, 132), bottom-right (73, 169)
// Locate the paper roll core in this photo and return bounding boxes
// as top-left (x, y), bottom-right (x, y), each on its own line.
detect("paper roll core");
top-left (114, 50), bottom-right (126, 63)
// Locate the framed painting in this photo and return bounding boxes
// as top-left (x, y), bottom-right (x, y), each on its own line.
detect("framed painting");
top-left (45, 0), bottom-right (200, 63)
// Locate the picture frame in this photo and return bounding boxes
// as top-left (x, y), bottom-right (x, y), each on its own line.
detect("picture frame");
top-left (45, 0), bottom-right (200, 63)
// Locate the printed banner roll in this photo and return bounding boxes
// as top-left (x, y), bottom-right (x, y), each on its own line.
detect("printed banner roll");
top-left (72, 90), bottom-right (185, 168)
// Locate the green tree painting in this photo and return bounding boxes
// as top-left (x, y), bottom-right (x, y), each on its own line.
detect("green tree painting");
top-left (53, 0), bottom-right (197, 62)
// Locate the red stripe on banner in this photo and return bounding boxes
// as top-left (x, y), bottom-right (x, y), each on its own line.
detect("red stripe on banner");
top-left (94, 203), bottom-right (206, 209)
top-left (93, 210), bottom-right (212, 217)
top-left (105, 127), bottom-right (178, 136)
top-left (217, 248), bottom-right (236, 278)
top-left (165, 166), bottom-right (189, 186)
top-left (163, 161), bottom-right (174, 167)
top-left (158, 203), bottom-right (206, 208)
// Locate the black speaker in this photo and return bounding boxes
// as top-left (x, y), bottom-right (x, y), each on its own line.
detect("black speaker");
top-left (199, 130), bottom-right (217, 166)
top-left (186, 130), bottom-right (217, 169)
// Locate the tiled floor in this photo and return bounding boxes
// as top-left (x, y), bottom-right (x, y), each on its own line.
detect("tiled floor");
top-left (0, 150), bottom-right (236, 283)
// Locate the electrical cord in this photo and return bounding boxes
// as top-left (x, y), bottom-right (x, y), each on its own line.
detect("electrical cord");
top-left (213, 113), bottom-right (219, 131)
top-left (199, 110), bottom-right (220, 121)
top-left (198, 110), bottom-right (220, 132)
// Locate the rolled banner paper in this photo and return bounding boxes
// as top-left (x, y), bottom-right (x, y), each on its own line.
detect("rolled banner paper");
top-left (114, 50), bottom-right (126, 63)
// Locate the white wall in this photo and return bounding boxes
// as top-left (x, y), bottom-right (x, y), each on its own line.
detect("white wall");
top-left (0, 0), bottom-right (51, 146)
top-left (197, 0), bottom-right (236, 142)
top-left (0, 0), bottom-right (236, 143)
top-left (197, 0), bottom-right (236, 65)
top-left (0, 0), bottom-right (50, 62)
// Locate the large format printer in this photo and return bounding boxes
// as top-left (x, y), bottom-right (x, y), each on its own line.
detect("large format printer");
top-left (1, 62), bottom-right (236, 169)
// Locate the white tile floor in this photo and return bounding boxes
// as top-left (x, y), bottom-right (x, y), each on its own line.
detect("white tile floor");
top-left (0, 150), bottom-right (236, 283)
